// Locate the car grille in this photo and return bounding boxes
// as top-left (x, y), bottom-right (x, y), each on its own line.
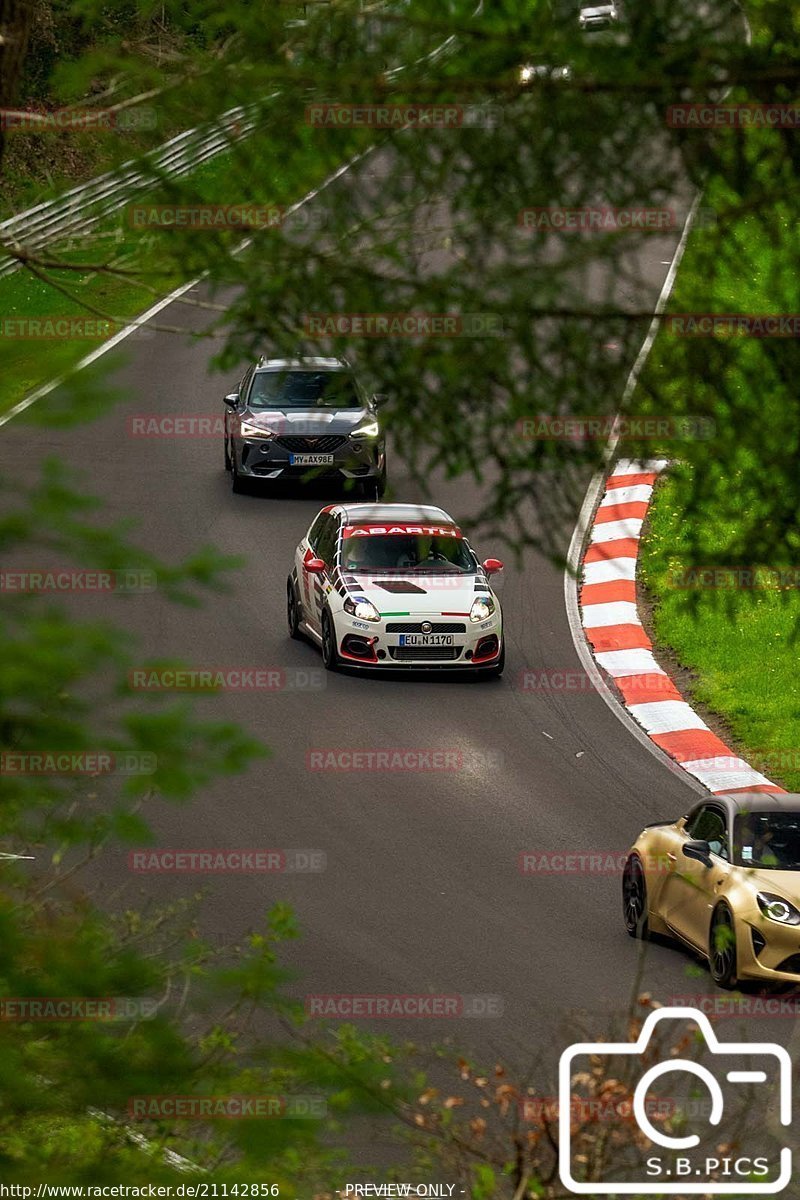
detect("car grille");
top-left (776, 954), bottom-right (800, 975)
top-left (275, 435), bottom-right (347, 453)
top-left (385, 622), bottom-right (466, 634)
top-left (389, 646), bottom-right (462, 662)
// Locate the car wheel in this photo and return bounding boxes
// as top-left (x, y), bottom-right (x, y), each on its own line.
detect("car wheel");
top-left (287, 579), bottom-right (301, 639)
top-left (709, 903), bottom-right (738, 988)
top-left (320, 608), bottom-right (339, 672)
top-left (359, 479), bottom-right (379, 501)
top-left (375, 468), bottom-right (387, 499)
top-left (483, 640), bottom-right (505, 679)
top-left (622, 855), bottom-right (649, 939)
top-left (224, 437), bottom-right (232, 472)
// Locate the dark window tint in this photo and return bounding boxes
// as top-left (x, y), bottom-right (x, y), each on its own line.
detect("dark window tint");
top-left (685, 806), bottom-right (729, 860)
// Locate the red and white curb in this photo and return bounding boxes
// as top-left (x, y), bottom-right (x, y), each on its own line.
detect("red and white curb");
top-left (579, 458), bottom-right (784, 797)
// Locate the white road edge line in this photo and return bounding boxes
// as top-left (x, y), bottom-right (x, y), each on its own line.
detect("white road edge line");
top-left (563, 191), bottom-right (709, 797)
top-left (0, 145), bottom-right (377, 430)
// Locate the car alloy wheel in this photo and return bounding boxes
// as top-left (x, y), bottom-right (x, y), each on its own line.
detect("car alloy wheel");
top-left (321, 609), bottom-right (339, 671)
top-left (287, 580), bottom-right (301, 639)
top-left (622, 856), bottom-right (649, 939)
top-left (709, 903), bottom-right (738, 988)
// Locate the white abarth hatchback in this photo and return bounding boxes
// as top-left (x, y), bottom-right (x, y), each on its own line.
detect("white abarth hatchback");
top-left (287, 503), bottom-right (505, 675)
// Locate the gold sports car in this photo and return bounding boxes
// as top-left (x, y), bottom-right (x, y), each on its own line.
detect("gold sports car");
top-left (623, 793), bottom-right (800, 988)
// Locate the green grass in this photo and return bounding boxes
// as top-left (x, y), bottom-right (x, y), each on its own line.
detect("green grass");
top-left (0, 130), bottom-right (341, 416)
top-left (637, 167), bottom-right (800, 791)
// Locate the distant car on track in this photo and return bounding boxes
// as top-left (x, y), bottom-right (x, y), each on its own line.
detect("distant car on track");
top-left (623, 792), bottom-right (800, 988)
top-left (223, 356), bottom-right (387, 496)
top-left (579, 2), bottom-right (619, 32)
top-left (287, 503), bottom-right (505, 675)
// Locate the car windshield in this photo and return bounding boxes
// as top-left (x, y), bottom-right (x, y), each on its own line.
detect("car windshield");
top-left (341, 534), bottom-right (477, 574)
top-left (249, 370), bottom-right (362, 410)
top-left (734, 812), bottom-right (800, 870)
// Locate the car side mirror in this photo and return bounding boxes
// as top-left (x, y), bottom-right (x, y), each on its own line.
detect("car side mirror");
top-left (372, 393), bottom-right (388, 408)
top-left (483, 558), bottom-right (504, 575)
top-left (304, 557), bottom-right (326, 574)
top-left (223, 392), bottom-right (239, 408)
top-left (683, 840), bottom-right (713, 867)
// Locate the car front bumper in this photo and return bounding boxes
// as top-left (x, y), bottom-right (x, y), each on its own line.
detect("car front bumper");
top-left (332, 611), bottom-right (503, 669)
top-left (236, 437), bottom-right (385, 481)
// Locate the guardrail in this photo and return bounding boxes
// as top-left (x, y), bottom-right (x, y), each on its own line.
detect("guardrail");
top-left (0, 102), bottom-right (265, 279)
top-left (0, 1), bottom-right (472, 283)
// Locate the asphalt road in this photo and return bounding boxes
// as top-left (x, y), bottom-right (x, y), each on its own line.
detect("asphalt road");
top-left (5, 142), bottom-right (792, 1085)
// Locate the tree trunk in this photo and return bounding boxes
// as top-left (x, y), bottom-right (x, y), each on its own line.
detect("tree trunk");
top-left (0, 0), bottom-right (37, 172)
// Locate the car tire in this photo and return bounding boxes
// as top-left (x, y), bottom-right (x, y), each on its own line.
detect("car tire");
top-left (483, 640), bottom-right (505, 679)
top-left (622, 855), bottom-right (650, 939)
top-left (287, 578), bottom-right (302, 639)
top-left (708, 902), bottom-right (738, 988)
top-left (320, 608), bottom-right (340, 672)
top-left (376, 467), bottom-right (387, 499)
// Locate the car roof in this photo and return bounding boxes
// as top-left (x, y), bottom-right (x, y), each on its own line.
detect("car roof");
top-left (255, 357), bottom-right (348, 372)
top-left (699, 793), bottom-right (800, 815)
top-left (334, 503), bottom-right (456, 526)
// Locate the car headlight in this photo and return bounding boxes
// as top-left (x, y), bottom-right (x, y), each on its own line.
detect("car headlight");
top-left (240, 421), bottom-right (275, 439)
top-left (343, 596), bottom-right (381, 622)
top-left (350, 419), bottom-right (380, 440)
top-left (469, 596), bottom-right (495, 623)
top-left (756, 892), bottom-right (800, 925)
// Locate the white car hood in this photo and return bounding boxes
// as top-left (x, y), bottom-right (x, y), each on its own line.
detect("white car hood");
top-left (344, 573), bottom-right (486, 615)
